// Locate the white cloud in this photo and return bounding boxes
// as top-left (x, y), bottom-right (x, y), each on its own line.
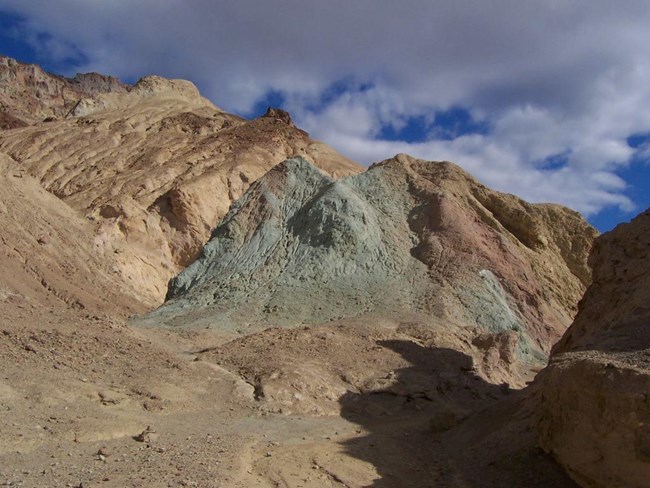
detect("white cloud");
top-left (1, 0), bottom-right (650, 216)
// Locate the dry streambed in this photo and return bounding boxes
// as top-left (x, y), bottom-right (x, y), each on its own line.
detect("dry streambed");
top-left (1, 313), bottom-right (575, 487)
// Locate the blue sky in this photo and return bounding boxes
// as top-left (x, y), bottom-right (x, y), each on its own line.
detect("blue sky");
top-left (1, 1), bottom-right (649, 232)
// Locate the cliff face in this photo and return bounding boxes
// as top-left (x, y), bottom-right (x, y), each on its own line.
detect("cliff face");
top-left (553, 209), bottom-right (650, 355)
top-left (0, 58), bottom-right (361, 304)
top-left (538, 209), bottom-right (650, 488)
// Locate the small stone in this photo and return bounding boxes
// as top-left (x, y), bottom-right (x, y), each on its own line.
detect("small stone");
top-left (134, 426), bottom-right (158, 443)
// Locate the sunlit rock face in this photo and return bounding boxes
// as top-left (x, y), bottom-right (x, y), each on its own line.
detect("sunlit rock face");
top-left (0, 55), bottom-right (129, 126)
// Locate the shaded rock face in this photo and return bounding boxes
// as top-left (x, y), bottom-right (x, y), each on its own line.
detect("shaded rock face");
top-left (0, 55), bottom-right (129, 126)
top-left (553, 209), bottom-right (650, 354)
top-left (538, 209), bottom-right (650, 488)
top-left (158, 154), bottom-right (596, 374)
top-left (0, 58), bottom-right (361, 304)
top-left (71, 72), bottom-right (128, 94)
top-left (0, 112), bottom-right (28, 130)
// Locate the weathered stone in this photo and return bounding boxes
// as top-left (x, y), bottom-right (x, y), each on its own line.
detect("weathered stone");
top-left (538, 209), bottom-right (650, 488)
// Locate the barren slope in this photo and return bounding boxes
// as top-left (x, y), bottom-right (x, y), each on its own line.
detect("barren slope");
top-left (146, 154), bottom-right (596, 397)
top-left (0, 74), bottom-right (361, 303)
top-left (538, 208), bottom-right (650, 488)
top-left (0, 56), bottom-right (600, 487)
top-left (0, 152), bottom-right (145, 314)
top-left (0, 149), bottom-right (578, 486)
top-left (0, 151), bottom-right (270, 487)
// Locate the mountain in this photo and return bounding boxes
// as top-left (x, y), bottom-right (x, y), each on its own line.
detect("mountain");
top-left (145, 154), bottom-right (597, 405)
top-left (0, 56), bottom-right (364, 486)
top-left (0, 55), bottom-right (614, 487)
top-left (0, 57), bottom-right (361, 303)
top-left (538, 208), bottom-right (650, 488)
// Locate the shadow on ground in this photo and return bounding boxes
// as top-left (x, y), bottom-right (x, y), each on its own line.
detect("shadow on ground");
top-left (338, 339), bottom-right (577, 488)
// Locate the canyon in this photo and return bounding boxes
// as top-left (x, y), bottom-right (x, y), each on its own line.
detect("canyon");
top-left (0, 56), bottom-right (647, 487)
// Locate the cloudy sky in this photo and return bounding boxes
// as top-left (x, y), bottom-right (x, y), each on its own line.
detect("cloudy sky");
top-left (1, 0), bottom-right (649, 230)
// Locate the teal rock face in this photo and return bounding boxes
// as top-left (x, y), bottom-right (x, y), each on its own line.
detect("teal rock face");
top-left (149, 154), bottom-right (595, 364)
top-left (163, 157), bottom-right (419, 328)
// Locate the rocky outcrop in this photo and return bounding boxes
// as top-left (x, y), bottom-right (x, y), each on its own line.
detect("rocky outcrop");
top-left (0, 60), bottom-right (361, 304)
top-left (152, 154), bottom-right (596, 389)
top-left (0, 55), bottom-right (129, 126)
top-left (70, 71), bottom-right (129, 94)
top-left (67, 75), bottom-right (209, 118)
top-left (538, 209), bottom-right (650, 488)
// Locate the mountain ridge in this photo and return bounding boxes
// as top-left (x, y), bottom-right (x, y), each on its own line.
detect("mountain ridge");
top-left (0, 55), bottom-right (129, 127)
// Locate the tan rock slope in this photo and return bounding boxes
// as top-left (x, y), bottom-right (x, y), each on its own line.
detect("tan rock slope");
top-left (0, 152), bottom-right (145, 315)
top-left (538, 208), bottom-right (650, 488)
top-left (0, 151), bottom-right (281, 487)
top-left (0, 59), bottom-right (361, 303)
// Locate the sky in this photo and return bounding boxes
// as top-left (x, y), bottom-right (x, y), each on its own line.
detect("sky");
top-left (0, 1), bottom-right (649, 232)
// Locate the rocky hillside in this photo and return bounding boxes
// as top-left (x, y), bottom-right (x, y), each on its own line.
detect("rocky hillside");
top-left (0, 56), bottom-right (609, 487)
top-left (538, 208), bottom-right (650, 488)
top-left (0, 55), bottom-right (128, 127)
top-left (148, 154), bottom-right (597, 393)
top-left (0, 144), bottom-right (585, 486)
top-left (0, 59), bottom-right (361, 303)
